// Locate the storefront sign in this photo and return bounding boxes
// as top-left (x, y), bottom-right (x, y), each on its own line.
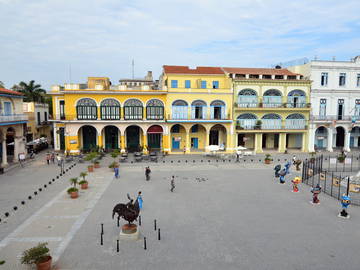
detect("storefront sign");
top-left (174, 137), bottom-right (181, 142)
top-left (70, 140), bottom-right (77, 144)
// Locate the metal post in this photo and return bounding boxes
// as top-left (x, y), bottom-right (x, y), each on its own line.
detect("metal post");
top-left (158, 228), bottom-right (161, 240)
top-left (117, 239), bottom-right (119, 252)
top-left (324, 171), bottom-right (327, 194)
top-left (350, 154), bottom-right (353, 172)
top-left (144, 237), bottom-right (147, 250)
top-left (101, 233), bottom-right (103, 246)
top-left (330, 172), bottom-right (334, 196)
top-left (139, 215), bottom-right (141, 226)
top-left (337, 173), bottom-right (342, 200)
top-left (343, 157), bottom-right (345, 172)
top-left (346, 176), bottom-right (350, 196)
top-left (154, 219), bottom-right (157, 231)
top-left (101, 223), bottom-right (104, 235)
top-left (117, 216), bottom-right (120, 227)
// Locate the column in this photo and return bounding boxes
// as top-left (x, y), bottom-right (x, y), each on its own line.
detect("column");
top-left (120, 135), bottom-right (125, 152)
top-left (97, 135), bottom-right (103, 149)
top-left (205, 130), bottom-right (210, 152)
top-left (344, 130), bottom-right (351, 152)
top-left (143, 133), bottom-right (148, 154)
top-left (301, 132), bottom-right (308, 152)
top-left (1, 139), bottom-right (8, 167)
top-left (185, 130), bottom-right (190, 153)
top-left (326, 127), bottom-right (333, 152)
top-left (308, 126), bottom-right (315, 152)
top-left (53, 126), bottom-right (58, 150)
top-left (13, 137), bottom-right (20, 162)
top-left (279, 133), bottom-right (287, 153)
top-left (254, 133), bottom-right (263, 153)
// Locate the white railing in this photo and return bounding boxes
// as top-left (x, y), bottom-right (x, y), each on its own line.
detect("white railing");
top-left (0, 114), bottom-right (28, 122)
top-left (262, 119), bottom-right (282, 129)
top-left (285, 119), bottom-right (306, 129)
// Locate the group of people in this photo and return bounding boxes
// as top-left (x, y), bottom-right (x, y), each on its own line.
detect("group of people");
top-left (273, 157), bottom-right (351, 219)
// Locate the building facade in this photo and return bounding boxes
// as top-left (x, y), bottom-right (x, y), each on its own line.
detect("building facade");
top-left (289, 56), bottom-right (360, 152)
top-left (224, 67), bottom-right (311, 153)
top-left (50, 76), bottom-right (167, 154)
top-left (0, 88), bottom-right (28, 166)
top-left (23, 102), bottom-right (52, 143)
top-left (161, 66), bottom-right (233, 153)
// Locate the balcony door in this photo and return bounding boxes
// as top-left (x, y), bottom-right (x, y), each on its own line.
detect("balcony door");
top-left (337, 99), bottom-right (344, 120)
top-left (4, 102), bottom-right (11, 115)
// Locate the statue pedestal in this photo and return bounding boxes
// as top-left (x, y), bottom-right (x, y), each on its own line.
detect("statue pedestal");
top-left (119, 224), bottom-right (140, 240)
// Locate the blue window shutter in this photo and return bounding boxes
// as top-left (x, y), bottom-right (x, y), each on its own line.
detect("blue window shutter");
top-left (185, 80), bottom-right (191, 88)
top-left (171, 80), bottom-right (178, 88)
top-left (201, 81), bottom-right (206, 89)
top-left (213, 81), bottom-right (219, 89)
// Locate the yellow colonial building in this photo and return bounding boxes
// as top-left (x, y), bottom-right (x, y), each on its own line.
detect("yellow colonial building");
top-left (223, 67), bottom-right (311, 153)
top-left (161, 65), bottom-right (234, 153)
top-left (50, 75), bottom-right (168, 154)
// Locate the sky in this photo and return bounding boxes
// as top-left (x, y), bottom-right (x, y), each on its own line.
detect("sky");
top-left (0, 0), bottom-right (359, 90)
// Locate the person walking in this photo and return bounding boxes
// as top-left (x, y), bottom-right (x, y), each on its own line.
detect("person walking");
top-left (183, 146), bottom-right (186, 154)
top-left (145, 166), bottom-right (151, 181)
top-left (51, 152), bottom-right (55, 164)
top-left (170, 176), bottom-right (175, 192)
top-left (114, 165), bottom-right (119, 179)
top-left (46, 152), bottom-right (51, 165)
top-left (137, 191), bottom-right (143, 210)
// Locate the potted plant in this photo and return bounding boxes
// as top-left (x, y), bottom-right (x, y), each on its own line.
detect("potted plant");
top-left (68, 178), bottom-right (78, 198)
top-left (20, 242), bottom-right (52, 270)
top-left (310, 152), bottom-right (316, 163)
top-left (338, 154), bottom-right (345, 163)
top-left (254, 120), bottom-right (262, 130)
top-left (264, 154), bottom-right (273, 164)
top-left (94, 160), bottom-right (100, 168)
top-left (88, 164), bottom-right (94, 172)
top-left (79, 172), bottom-right (88, 189)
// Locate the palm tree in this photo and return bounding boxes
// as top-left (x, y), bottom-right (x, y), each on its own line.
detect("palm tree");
top-left (17, 80), bottom-right (46, 103)
top-left (80, 172), bottom-right (87, 181)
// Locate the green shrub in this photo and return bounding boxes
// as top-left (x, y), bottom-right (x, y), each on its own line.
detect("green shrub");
top-left (20, 242), bottom-right (50, 265)
top-left (67, 187), bottom-right (78, 194)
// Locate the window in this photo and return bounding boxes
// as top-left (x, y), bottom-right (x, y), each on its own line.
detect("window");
top-left (171, 125), bottom-right (180, 133)
top-left (3, 102), bottom-right (12, 115)
top-left (124, 99), bottom-right (143, 120)
top-left (37, 112), bottom-right (41, 125)
top-left (210, 100), bottom-right (225, 119)
top-left (191, 100), bottom-right (206, 119)
top-left (191, 125), bottom-right (198, 133)
top-left (337, 99), bottom-right (344, 120)
top-left (354, 99), bottom-right (360, 120)
top-left (76, 98), bottom-right (97, 120)
top-left (171, 80), bottom-right (178, 88)
top-left (44, 111), bottom-right (47, 121)
top-left (321, 72), bottom-right (328, 86)
top-left (100, 98), bottom-right (121, 120)
top-left (172, 100), bottom-right (188, 119)
top-left (339, 73), bottom-right (346, 86)
top-left (185, 80), bottom-right (191, 88)
top-left (212, 81), bottom-right (219, 89)
top-left (319, 99), bottom-right (326, 119)
top-left (146, 99), bottom-right (164, 120)
top-left (59, 100), bottom-right (65, 120)
top-left (201, 80), bottom-right (207, 89)
top-left (357, 74), bottom-right (360, 87)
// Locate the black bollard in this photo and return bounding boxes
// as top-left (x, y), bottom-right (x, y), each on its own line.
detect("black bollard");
top-left (38, 188), bottom-right (42, 192)
top-left (100, 233), bottom-right (103, 245)
top-left (5, 212), bottom-right (9, 217)
top-left (56, 176), bottom-right (59, 179)
top-left (117, 239), bottom-right (119, 252)
top-left (49, 181), bottom-right (52, 184)
top-left (13, 206), bottom-right (17, 211)
top-left (34, 191), bottom-right (37, 195)
top-left (21, 201), bottom-right (25, 205)
top-left (139, 215), bottom-right (141, 226)
top-left (52, 178), bottom-right (55, 182)
top-left (154, 219), bottom-right (157, 231)
top-left (28, 196), bottom-right (32, 200)
top-left (44, 184), bottom-right (47, 188)
top-left (101, 223), bottom-right (104, 235)
top-left (144, 237), bottom-right (147, 250)
top-left (117, 216), bottom-right (120, 227)
top-left (158, 228), bottom-right (161, 240)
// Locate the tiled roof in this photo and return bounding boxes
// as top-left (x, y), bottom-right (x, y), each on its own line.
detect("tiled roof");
top-left (0, 88), bottom-right (23, 96)
top-left (222, 67), bottom-right (300, 76)
top-left (163, 65), bottom-right (225, 75)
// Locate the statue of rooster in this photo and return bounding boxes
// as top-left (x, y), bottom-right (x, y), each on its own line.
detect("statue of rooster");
top-left (112, 193), bottom-right (140, 224)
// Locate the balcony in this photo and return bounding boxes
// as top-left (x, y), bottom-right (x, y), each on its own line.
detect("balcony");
top-left (236, 119), bottom-right (308, 131)
top-left (167, 114), bottom-right (232, 122)
top-left (50, 114), bottom-right (165, 121)
top-left (311, 115), bottom-right (360, 122)
top-left (235, 102), bottom-right (311, 110)
top-left (0, 114), bottom-right (28, 123)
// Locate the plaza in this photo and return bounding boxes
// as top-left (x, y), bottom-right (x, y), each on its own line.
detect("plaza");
top-left (0, 153), bottom-right (360, 270)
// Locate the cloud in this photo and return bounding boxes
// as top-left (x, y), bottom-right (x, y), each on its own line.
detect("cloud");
top-left (0, 0), bottom-right (359, 89)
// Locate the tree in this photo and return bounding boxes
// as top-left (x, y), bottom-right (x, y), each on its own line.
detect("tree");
top-left (17, 80), bottom-right (46, 103)
top-left (0, 81), bottom-right (5, 88)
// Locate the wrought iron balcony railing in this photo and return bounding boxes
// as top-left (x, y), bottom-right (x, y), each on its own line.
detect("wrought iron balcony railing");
top-left (235, 102), bottom-right (311, 108)
top-left (0, 114), bottom-right (28, 122)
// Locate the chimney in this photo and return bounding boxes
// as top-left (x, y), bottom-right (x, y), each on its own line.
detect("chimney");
top-left (145, 71), bottom-right (153, 81)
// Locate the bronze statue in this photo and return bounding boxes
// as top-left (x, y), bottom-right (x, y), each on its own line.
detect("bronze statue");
top-left (112, 193), bottom-right (140, 225)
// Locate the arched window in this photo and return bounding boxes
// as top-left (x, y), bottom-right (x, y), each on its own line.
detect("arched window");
top-left (210, 100), bottom-right (225, 120)
top-left (287, 90), bottom-right (306, 108)
top-left (172, 100), bottom-right (188, 120)
top-left (237, 113), bottom-right (257, 129)
top-left (285, 113), bottom-right (306, 129)
top-left (76, 98), bottom-right (97, 120)
top-left (261, 114), bottom-right (282, 129)
top-left (191, 100), bottom-right (207, 120)
top-left (263, 89), bottom-right (282, 108)
top-left (100, 98), bottom-right (121, 120)
top-left (146, 99), bottom-right (164, 120)
top-left (238, 89), bottom-right (258, 107)
top-left (124, 99), bottom-right (143, 120)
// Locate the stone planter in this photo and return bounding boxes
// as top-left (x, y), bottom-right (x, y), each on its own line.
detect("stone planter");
top-left (36, 256), bottom-right (52, 270)
top-left (88, 165), bottom-right (94, 172)
top-left (70, 191), bottom-right (79, 199)
top-left (94, 163), bottom-right (100, 168)
top-left (81, 182), bottom-right (88, 189)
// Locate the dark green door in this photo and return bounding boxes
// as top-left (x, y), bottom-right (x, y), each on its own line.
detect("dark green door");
top-left (82, 126), bottom-right (97, 151)
top-left (148, 134), bottom-right (161, 149)
top-left (105, 126), bottom-right (119, 150)
top-left (59, 128), bottom-right (65, 150)
top-left (126, 126), bottom-right (140, 152)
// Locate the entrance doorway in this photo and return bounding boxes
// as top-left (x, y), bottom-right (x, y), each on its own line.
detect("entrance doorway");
top-left (126, 126), bottom-right (140, 152)
top-left (210, 130), bottom-right (219, 145)
top-left (82, 126), bottom-right (97, 151)
top-left (104, 126), bottom-right (119, 150)
top-left (59, 127), bottom-right (65, 150)
top-left (335, 126), bottom-right (345, 147)
top-left (238, 134), bottom-right (245, 146)
top-left (147, 125), bottom-right (163, 151)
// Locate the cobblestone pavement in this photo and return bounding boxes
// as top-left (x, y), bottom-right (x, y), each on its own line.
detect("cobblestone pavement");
top-left (0, 154), bottom-right (360, 269)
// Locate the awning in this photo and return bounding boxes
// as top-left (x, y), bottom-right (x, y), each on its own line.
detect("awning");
top-left (147, 125), bottom-right (163, 134)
